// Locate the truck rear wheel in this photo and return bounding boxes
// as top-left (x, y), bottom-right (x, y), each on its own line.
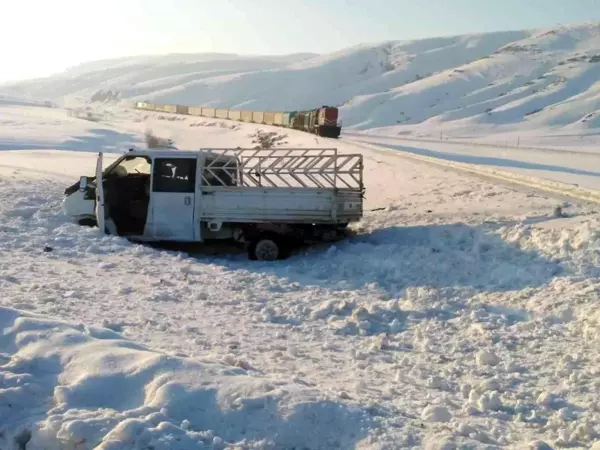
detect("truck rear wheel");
top-left (248, 234), bottom-right (288, 261)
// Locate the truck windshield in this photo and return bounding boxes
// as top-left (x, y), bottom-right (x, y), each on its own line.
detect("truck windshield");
top-left (105, 156), bottom-right (151, 177)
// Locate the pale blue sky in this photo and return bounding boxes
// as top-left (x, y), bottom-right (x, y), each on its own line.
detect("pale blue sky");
top-left (2, 0), bottom-right (600, 82)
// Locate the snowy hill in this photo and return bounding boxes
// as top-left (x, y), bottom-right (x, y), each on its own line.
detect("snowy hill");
top-left (4, 22), bottom-right (600, 137)
top-left (345, 22), bottom-right (600, 137)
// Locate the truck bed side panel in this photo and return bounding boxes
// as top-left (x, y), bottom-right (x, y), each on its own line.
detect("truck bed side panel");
top-left (200, 188), bottom-right (360, 223)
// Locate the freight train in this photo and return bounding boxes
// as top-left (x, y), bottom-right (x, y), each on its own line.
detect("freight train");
top-left (133, 102), bottom-right (342, 138)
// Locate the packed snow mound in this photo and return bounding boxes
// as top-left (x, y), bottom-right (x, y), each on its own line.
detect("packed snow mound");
top-left (5, 22), bottom-right (600, 134)
top-left (0, 306), bottom-right (372, 450)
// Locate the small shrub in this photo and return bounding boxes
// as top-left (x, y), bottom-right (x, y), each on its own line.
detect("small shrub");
top-left (67, 108), bottom-right (103, 122)
top-left (525, 108), bottom-right (543, 116)
top-left (145, 129), bottom-right (174, 148)
top-left (381, 61), bottom-right (395, 72)
top-left (248, 130), bottom-right (288, 149)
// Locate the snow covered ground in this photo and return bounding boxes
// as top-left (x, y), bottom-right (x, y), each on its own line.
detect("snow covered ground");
top-left (2, 101), bottom-right (600, 449)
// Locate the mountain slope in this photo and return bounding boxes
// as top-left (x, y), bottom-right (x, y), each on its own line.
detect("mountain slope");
top-left (0, 90), bottom-right (51, 108)
top-left (343, 23), bottom-right (600, 135)
top-left (4, 30), bottom-right (529, 109)
top-left (4, 22), bottom-right (600, 136)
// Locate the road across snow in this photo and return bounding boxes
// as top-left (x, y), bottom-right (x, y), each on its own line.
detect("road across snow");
top-left (2, 104), bottom-right (600, 449)
top-left (344, 133), bottom-right (600, 195)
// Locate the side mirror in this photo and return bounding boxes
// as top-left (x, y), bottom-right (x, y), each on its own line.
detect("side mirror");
top-left (79, 176), bottom-right (89, 191)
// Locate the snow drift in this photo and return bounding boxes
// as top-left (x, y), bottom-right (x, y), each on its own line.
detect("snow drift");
top-left (0, 306), bottom-right (372, 450)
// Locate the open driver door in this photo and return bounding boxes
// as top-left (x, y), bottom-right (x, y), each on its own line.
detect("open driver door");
top-left (94, 152), bottom-right (106, 234)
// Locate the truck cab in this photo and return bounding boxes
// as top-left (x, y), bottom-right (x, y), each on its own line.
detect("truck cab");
top-left (64, 149), bottom-right (238, 241)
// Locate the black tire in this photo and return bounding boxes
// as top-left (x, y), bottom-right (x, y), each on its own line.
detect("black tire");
top-left (78, 217), bottom-right (97, 227)
top-left (247, 234), bottom-right (289, 261)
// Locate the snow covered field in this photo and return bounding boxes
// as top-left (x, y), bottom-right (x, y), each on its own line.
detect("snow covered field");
top-left (2, 101), bottom-right (600, 449)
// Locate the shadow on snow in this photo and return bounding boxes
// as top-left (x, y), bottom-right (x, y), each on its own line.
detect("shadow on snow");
top-left (208, 221), bottom-right (564, 298)
top-left (0, 128), bottom-right (141, 152)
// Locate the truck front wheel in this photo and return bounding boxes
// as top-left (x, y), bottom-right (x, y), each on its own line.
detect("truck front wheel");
top-left (77, 217), bottom-right (97, 227)
top-left (248, 234), bottom-right (288, 261)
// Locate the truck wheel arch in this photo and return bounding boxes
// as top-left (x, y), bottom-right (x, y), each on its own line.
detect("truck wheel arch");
top-left (77, 216), bottom-right (98, 227)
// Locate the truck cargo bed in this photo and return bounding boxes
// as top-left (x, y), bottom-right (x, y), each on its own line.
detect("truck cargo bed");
top-left (197, 148), bottom-right (364, 224)
top-left (200, 187), bottom-right (362, 224)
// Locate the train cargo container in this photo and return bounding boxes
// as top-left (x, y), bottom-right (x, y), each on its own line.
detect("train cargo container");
top-left (263, 112), bottom-right (275, 125)
top-left (241, 110), bottom-right (252, 122)
top-left (228, 110), bottom-right (241, 120)
top-left (176, 105), bottom-right (189, 115)
top-left (202, 107), bottom-right (216, 117)
top-left (252, 111), bottom-right (264, 123)
top-left (164, 104), bottom-right (177, 113)
top-left (308, 111), bottom-right (316, 129)
top-left (274, 112), bottom-right (284, 126)
top-left (188, 106), bottom-right (203, 116)
top-left (289, 111), bottom-right (299, 128)
top-left (282, 112), bottom-right (291, 126)
top-left (298, 112), bottom-right (306, 129)
top-left (216, 109), bottom-right (228, 119)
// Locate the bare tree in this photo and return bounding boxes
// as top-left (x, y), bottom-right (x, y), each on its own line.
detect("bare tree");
top-left (248, 129), bottom-right (288, 149)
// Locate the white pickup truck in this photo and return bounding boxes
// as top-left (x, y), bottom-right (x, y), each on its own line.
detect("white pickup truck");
top-left (62, 147), bottom-right (364, 260)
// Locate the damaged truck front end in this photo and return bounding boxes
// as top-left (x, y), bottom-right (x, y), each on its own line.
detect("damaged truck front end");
top-left (62, 152), bottom-right (106, 228)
